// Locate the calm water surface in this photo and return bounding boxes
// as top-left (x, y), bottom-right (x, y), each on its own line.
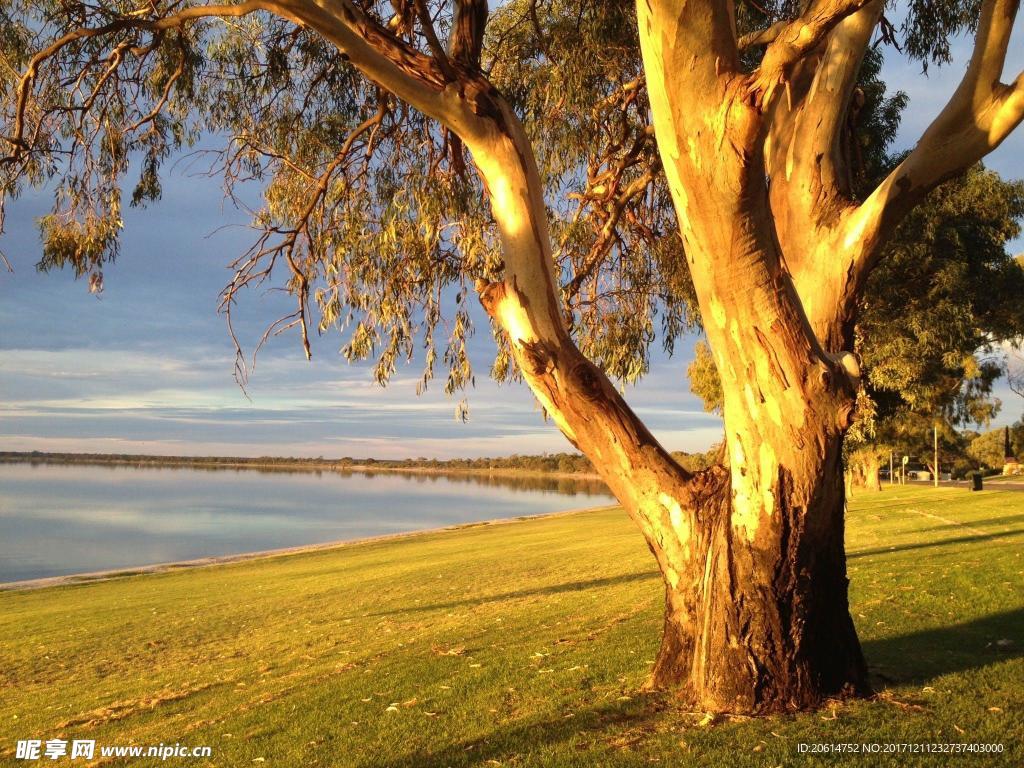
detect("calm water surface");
top-left (0, 463), bottom-right (613, 583)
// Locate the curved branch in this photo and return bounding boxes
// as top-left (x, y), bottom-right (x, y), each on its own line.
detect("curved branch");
top-left (748, 0), bottom-right (873, 105)
top-left (805, 0), bottom-right (1024, 350)
top-left (835, 0), bottom-right (1023, 291)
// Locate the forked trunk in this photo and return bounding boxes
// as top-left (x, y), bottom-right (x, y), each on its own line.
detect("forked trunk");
top-left (638, 388), bottom-right (869, 712)
top-left (460, 25), bottom-right (871, 713)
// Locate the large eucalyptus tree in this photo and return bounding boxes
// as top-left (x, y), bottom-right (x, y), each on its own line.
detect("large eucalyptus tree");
top-left (3, 0), bottom-right (1024, 713)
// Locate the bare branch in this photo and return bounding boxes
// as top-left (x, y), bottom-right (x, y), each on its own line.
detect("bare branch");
top-left (412, 0), bottom-right (457, 80)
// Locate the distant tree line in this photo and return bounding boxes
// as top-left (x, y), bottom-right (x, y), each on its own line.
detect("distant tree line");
top-left (0, 447), bottom-right (723, 477)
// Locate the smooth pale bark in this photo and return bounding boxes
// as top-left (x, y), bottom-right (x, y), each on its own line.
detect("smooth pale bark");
top-left (634, 1), bottom-right (871, 711)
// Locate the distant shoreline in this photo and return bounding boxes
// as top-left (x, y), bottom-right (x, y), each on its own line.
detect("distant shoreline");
top-left (0, 450), bottom-right (603, 482)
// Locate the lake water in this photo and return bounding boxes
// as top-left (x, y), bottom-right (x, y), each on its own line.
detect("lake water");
top-left (0, 463), bottom-right (614, 584)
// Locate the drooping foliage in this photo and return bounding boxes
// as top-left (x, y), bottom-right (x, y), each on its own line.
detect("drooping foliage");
top-left (1, 0), bottom-right (504, 392)
top-left (0, 0), bottom-right (1005, 393)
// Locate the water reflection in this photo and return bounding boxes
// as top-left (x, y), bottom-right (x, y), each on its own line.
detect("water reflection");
top-left (341, 469), bottom-right (610, 496)
top-left (0, 462), bottom-right (614, 584)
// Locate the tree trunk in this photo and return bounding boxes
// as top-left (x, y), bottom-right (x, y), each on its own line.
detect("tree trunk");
top-left (638, 364), bottom-right (869, 712)
top-left (458, 16), bottom-right (871, 713)
top-left (627, 1), bottom-right (870, 712)
top-left (862, 458), bottom-right (882, 491)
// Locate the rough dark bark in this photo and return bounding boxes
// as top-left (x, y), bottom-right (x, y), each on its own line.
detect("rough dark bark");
top-left (641, 433), bottom-right (869, 712)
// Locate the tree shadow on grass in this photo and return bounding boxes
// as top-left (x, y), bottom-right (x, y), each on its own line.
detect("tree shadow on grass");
top-left (916, 512), bottom-right (1024, 532)
top-left (367, 571), bottom-right (658, 617)
top-left (360, 695), bottom-right (667, 768)
top-left (847, 528), bottom-right (1022, 560)
top-left (357, 610), bottom-right (1022, 768)
top-left (862, 607), bottom-right (1024, 685)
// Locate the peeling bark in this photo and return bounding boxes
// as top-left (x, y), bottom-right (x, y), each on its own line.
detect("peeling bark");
top-left (635, 0), bottom-right (870, 711)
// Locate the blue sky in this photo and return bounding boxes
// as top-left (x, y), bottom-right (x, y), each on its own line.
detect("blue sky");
top-left (2, 22), bottom-right (1023, 459)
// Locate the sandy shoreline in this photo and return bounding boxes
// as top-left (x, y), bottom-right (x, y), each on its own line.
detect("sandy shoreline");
top-left (0, 503), bottom-right (620, 593)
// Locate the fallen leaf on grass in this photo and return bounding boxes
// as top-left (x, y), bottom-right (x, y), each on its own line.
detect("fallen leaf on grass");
top-left (432, 644), bottom-right (467, 657)
top-left (875, 691), bottom-right (927, 712)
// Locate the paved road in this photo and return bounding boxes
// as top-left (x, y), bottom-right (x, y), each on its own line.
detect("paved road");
top-left (887, 479), bottom-right (1024, 492)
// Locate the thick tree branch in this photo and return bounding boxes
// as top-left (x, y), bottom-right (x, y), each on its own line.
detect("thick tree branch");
top-left (282, 1), bottom-right (453, 117)
top-left (748, 0), bottom-right (873, 104)
top-left (831, 0), bottom-right (1024, 314)
top-left (450, 0), bottom-right (487, 69)
top-left (765, 2), bottom-right (881, 348)
top-left (795, 1), bottom-right (881, 197)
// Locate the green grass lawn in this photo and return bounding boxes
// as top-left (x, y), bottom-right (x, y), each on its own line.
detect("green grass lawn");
top-left (1, 486), bottom-right (1022, 766)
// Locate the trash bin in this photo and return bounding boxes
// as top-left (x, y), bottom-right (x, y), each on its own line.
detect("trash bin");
top-left (971, 473), bottom-right (983, 491)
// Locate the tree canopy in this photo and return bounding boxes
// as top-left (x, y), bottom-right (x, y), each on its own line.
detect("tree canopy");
top-left (1, 0), bottom-right (1014, 390)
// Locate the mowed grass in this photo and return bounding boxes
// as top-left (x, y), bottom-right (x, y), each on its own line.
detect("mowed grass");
top-left (1, 486), bottom-right (1022, 767)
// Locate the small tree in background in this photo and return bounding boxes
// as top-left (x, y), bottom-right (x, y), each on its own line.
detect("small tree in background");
top-left (847, 167), bottom-right (1024, 487)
